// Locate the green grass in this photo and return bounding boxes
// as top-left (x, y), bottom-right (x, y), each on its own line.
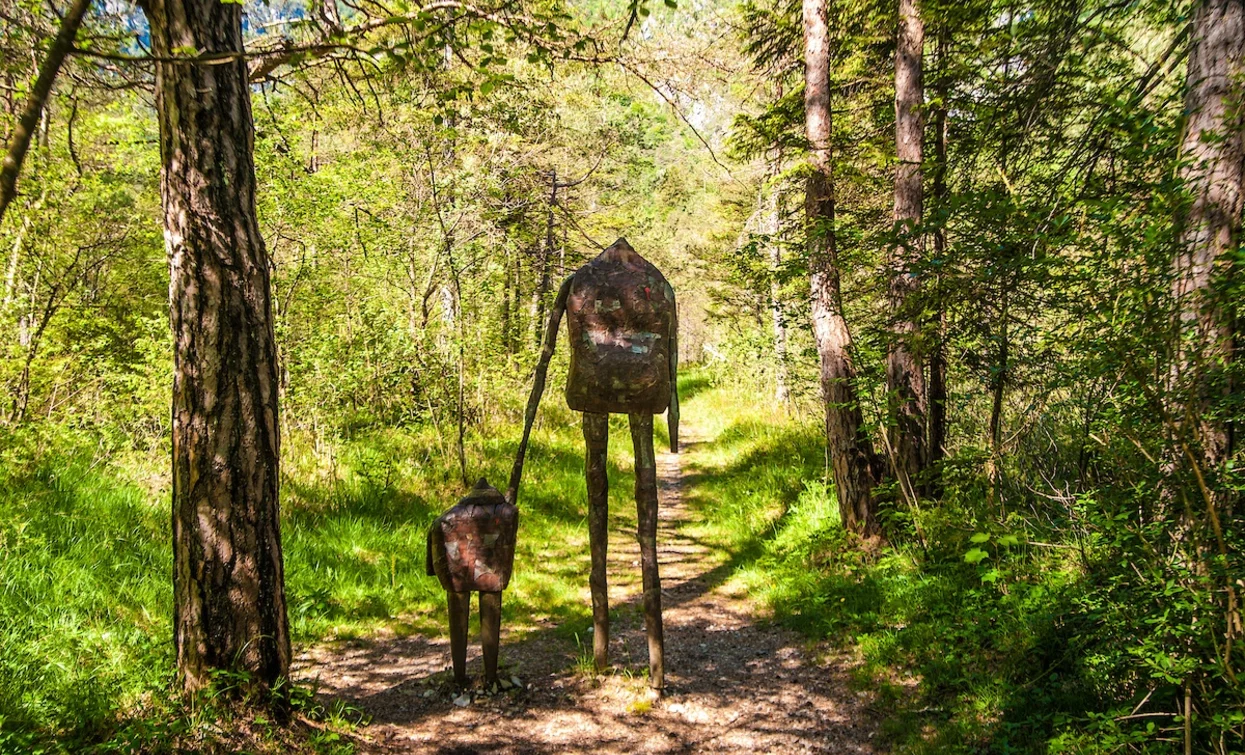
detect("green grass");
top-left (0, 379), bottom-right (667, 751)
top-left (674, 375), bottom-right (1125, 754)
top-left (0, 444), bottom-right (171, 751)
top-left (1, 369), bottom-right (1233, 753)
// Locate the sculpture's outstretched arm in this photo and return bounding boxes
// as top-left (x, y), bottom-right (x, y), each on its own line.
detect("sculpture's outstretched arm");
top-left (507, 275), bottom-right (574, 505)
top-left (668, 296), bottom-right (679, 454)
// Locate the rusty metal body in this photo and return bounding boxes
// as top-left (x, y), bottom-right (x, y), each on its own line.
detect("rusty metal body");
top-left (426, 478), bottom-right (518, 593)
top-left (566, 239), bottom-right (676, 690)
top-left (565, 242), bottom-right (677, 415)
top-left (507, 238), bottom-right (677, 692)
top-left (426, 478), bottom-right (517, 684)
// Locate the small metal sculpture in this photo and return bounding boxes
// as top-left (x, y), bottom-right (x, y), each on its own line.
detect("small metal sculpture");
top-left (426, 478), bottom-right (518, 686)
top-left (509, 237), bottom-right (678, 690)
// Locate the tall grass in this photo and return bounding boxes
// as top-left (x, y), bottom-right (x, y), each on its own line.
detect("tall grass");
top-left (4, 368), bottom-right (1217, 753)
top-left (678, 373), bottom-right (1203, 754)
top-left (0, 387), bottom-right (660, 751)
top-left (0, 428), bottom-right (172, 751)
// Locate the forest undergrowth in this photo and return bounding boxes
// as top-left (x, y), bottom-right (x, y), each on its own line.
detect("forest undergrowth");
top-left (683, 371), bottom-right (1242, 754)
top-left (2, 362), bottom-right (1243, 753)
top-left (5, 0), bottom-right (1242, 750)
top-left (0, 363), bottom-right (673, 753)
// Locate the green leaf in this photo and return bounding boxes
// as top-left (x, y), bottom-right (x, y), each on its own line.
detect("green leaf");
top-left (963, 548), bottom-right (989, 564)
top-left (997, 534), bottom-right (1020, 547)
top-left (969, 532), bottom-right (990, 544)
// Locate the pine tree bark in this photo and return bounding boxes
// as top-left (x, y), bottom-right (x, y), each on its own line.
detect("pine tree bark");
top-left (140, 0), bottom-right (291, 695)
top-left (804, 0), bottom-right (881, 536)
top-left (887, 0), bottom-right (927, 500)
top-left (1173, 0), bottom-right (1244, 471)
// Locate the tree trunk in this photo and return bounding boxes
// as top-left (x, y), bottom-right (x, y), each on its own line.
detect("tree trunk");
top-left (767, 114), bottom-right (791, 406)
top-left (3, 214), bottom-right (31, 308)
top-left (986, 297), bottom-right (1008, 503)
top-left (768, 174), bottom-right (790, 406)
top-left (1170, 0), bottom-right (1245, 653)
top-left (886, 0), bottom-right (927, 501)
top-left (927, 27), bottom-right (949, 491)
top-left (804, 0), bottom-right (881, 536)
top-left (141, 0), bottom-right (291, 695)
top-left (501, 244), bottom-right (513, 354)
top-left (444, 235), bottom-right (469, 488)
top-left (1172, 0), bottom-right (1244, 471)
top-left (511, 246), bottom-right (523, 349)
top-left (8, 267), bottom-right (62, 424)
top-left (534, 169), bottom-right (556, 347)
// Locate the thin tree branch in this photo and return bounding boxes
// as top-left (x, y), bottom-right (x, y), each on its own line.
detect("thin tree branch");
top-left (616, 58), bottom-right (736, 181)
top-left (0, 0), bottom-right (92, 229)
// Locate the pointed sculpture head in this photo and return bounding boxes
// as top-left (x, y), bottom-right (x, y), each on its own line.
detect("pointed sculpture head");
top-left (564, 238), bottom-right (677, 414)
top-left (425, 478), bottom-right (519, 593)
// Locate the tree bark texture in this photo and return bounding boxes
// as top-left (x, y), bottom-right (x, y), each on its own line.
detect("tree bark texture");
top-left (1171, 0), bottom-right (1244, 651)
top-left (141, 0), bottom-right (291, 694)
top-left (887, 0), bottom-right (928, 499)
top-left (1173, 0), bottom-right (1244, 469)
top-left (804, 0), bottom-right (881, 536)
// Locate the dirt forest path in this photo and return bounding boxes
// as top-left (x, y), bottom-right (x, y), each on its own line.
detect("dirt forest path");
top-left (294, 421), bottom-right (880, 754)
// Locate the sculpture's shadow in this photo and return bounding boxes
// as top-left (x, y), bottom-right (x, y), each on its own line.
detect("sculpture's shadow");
top-left (294, 435), bottom-right (877, 753)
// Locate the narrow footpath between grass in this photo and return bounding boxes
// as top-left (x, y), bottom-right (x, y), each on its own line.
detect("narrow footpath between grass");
top-left (294, 414), bottom-right (880, 754)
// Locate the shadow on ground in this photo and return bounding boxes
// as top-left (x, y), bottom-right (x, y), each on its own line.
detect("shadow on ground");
top-left (296, 433), bottom-right (879, 754)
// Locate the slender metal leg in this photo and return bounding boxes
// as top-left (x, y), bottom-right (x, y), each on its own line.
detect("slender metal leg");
top-left (629, 411), bottom-right (664, 690)
top-left (479, 591), bottom-right (502, 686)
top-left (447, 590), bottom-right (471, 685)
top-left (583, 411), bottom-right (611, 672)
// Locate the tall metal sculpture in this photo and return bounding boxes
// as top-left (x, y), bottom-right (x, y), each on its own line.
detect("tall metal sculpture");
top-left (509, 237), bottom-right (678, 690)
